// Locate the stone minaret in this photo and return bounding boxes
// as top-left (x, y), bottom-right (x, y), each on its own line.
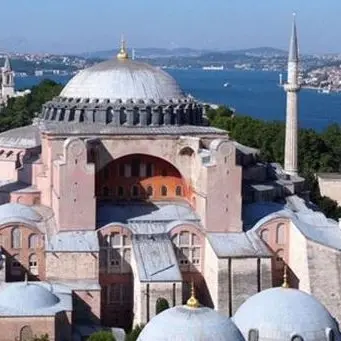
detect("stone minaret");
top-left (284, 14), bottom-right (300, 176)
top-left (1, 56), bottom-right (15, 101)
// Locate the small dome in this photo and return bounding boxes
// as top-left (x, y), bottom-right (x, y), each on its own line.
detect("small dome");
top-left (233, 287), bottom-right (340, 341)
top-left (0, 203), bottom-right (42, 223)
top-left (60, 58), bottom-right (185, 102)
top-left (138, 305), bottom-right (244, 341)
top-left (0, 282), bottom-right (59, 312)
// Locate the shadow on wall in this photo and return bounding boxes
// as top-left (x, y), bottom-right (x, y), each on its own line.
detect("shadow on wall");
top-left (73, 292), bottom-right (101, 326)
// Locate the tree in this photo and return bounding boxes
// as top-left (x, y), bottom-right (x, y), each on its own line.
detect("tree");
top-left (32, 334), bottom-right (49, 341)
top-left (155, 297), bottom-right (170, 315)
top-left (0, 79), bottom-right (62, 133)
top-left (87, 330), bottom-right (116, 341)
top-left (207, 105), bottom-right (341, 219)
top-left (125, 324), bottom-right (145, 341)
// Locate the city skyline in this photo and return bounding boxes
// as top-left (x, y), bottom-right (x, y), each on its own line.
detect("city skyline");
top-left (0, 0), bottom-right (339, 54)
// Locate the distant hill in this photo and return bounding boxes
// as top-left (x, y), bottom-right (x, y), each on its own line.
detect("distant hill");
top-left (80, 46), bottom-right (287, 60)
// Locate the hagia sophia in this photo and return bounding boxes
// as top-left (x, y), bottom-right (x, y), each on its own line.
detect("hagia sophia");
top-left (0, 15), bottom-right (340, 341)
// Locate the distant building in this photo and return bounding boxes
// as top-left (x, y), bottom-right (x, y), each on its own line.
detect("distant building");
top-left (0, 56), bottom-right (31, 106)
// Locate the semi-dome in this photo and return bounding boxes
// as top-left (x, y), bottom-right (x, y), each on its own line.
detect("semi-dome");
top-left (0, 282), bottom-right (59, 313)
top-left (233, 287), bottom-right (340, 341)
top-left (60, 59), bottom-right (184, 102)
top-left (138, 291), bottom-right (244, 341)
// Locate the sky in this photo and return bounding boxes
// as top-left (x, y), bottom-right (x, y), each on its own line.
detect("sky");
top-left (0, 0), bottom-right (339, 55)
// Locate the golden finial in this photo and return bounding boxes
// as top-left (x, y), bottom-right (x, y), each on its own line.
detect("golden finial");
top-left (282, 264), bottom-right (290, 288)
top-left (117, 34), bottom-right (129, 60)
top-left (186, 282), bottom-right (200, 308)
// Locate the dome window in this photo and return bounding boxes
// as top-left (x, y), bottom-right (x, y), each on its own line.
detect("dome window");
top-left (146, 186), bottom-right (153, 197)
top-left (326, 329), bottom-right (335, 341)
top-left (248, 329), bottom-right (259, 341)
top-left (131, 185), bottom-right (139, 197)
top-left (161, 185), bottom-right (168, 196)
top-left (291, 335), bottom-right (304, 341)
top-left (176, 186), bottom-right (182, 196)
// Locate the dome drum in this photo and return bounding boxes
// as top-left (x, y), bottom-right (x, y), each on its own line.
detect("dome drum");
top-left (42, 99), bottom-right (204, 127)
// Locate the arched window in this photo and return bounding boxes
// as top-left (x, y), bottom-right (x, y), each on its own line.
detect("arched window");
top-left (29, 254), bottom-right (38, 276)
top-left (172, 231), bottom-right (201, 270)
top-left (28, 234), bottom-right (39, 249)
top-left (161, 185), bottom-right (168, 196)
top-left (260, 229), bottom-right (269, 243)
top-left (275, 249), bottom-right (284, 270)
top-left (20, 325), bottom-right (33, 341)
top-left (291, 335), bottom-right (304, 341)
top-left (131, 185), bottom-right (139, 197)
top-left (11, 227), bottom-right (21, 249)
top-left (146, 186), bottom-right (153, 197)
top-left (248, 329), bottom-right (259, 341)
top-left (326, 328), bottom-right (335, 341)
top-left (276, 223), bottom-right (285, 244)
top-left (175, 186), bottom-right (182, 196)
top-left (69, 108), bottom-right (75, 121)
top-left (156, 297), bottom-right (170, 315)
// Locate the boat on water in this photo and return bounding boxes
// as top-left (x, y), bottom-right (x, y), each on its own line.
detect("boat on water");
top-left (202, 65), bottom-right (224, 71)
top-left (318, 85), bottom-right (331, 94)
top-left (223, 82), bottom-right (230, 87)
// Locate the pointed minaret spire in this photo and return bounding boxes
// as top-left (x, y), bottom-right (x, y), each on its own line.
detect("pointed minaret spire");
top-left (288, 13), bottom-right (299, 63)
top-left (3, 55), bottom-right (11, 71)
top-left (284, 13), bottom-right (301, 176)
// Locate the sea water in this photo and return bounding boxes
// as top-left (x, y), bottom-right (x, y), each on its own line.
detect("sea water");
top-left (16, 69), bottom-right (341, 132)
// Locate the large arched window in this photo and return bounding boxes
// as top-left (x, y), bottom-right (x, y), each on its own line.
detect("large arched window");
top-left (172, 231), bottom-right (201, 271)
top-left (20, 325), bottom-right (33, 341)
top-left (28, 234), bottom-right (39, 249)
top-left (29, 254), bottom-right (38, 276)
top-left (11, 227), bottom-right (21, 249)
top-left (100, 232), bottom-right (132, 274)
top-left (260, 229), bottom-right (269, 243)
top-left (248, 329), bottom-right (259, 341)
top-left (291, 335), bottom-right (304, 341)
top-left (276, 223), bottom-right (285, 244)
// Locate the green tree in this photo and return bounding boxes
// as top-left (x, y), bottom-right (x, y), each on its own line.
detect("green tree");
top-left (125, 324), bottom-right (145, 341)
top-left (155, 297), bottom-right (170, 315)
top-left (32, 334), bottom-right (49, 341)
top-left (0, 79), bottom-right (62, 133)
top-left (87, 330), bottom-right (116, 341)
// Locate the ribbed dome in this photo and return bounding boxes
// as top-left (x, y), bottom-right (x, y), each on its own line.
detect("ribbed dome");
top-left (233, 287), bottom-right (340, 341)
top-left (60, 58), bottom-right (185, 101)
top-left (138, 305), bottom-right (244, 341)
top-left (0, 283), bottom-right (59, 312)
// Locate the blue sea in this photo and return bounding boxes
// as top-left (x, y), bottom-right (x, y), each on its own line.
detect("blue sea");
top-left (16, 70), bottom-right (341, 132)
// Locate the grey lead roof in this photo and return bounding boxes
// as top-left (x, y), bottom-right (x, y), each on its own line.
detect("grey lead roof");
top-left (0, 124), bottom-right (41, 148)
top-left (41, 121), bottom-right (226, 136)
top-left (207, 231), bottom-right (271, 258)
top-left (244, 195), bottom-right (341, 251)
top-left (132, 234), bottom-right (182, 282)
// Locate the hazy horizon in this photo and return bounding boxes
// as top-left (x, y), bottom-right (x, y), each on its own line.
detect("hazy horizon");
top-left (1, 0), bottom-right (339, 55)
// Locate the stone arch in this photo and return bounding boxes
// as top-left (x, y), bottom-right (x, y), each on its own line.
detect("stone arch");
top-left (29, 253), bottom-right (38, 275)
top-left (119, 107), bottom-right (126, 125)
top-left (59, 108), bottom-right (66, 121)
top-left (260, 228), bottom-right (269, 243)
top-left (276, 223), bottom-right (286, 244)
top-left (11, 226), bottom-right (21, 249)
top-left (155, 297), bottom-right (170, 315)
top-left (179, 146), bottom-right (195, 157)
top-left (20, 325), bottom-right (33, 341)
top-left (106, 107), bottom-right (114, 123)
top-left (28, 234), bottom-right (39, 249)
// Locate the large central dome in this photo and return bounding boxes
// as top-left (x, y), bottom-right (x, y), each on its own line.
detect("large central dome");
top-left (60, 58), bottom-right (184, 102)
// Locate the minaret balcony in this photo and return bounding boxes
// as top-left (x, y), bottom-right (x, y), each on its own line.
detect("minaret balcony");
top-left (284, 83), bottom-right (301, 92)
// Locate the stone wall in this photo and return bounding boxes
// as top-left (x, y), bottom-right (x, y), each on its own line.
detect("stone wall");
top-left (306, 240), bottom-right (341, 323)
top-left (45, 252), bottom-right (98, 280)
top-left (0, 316), bottom-right (55, 341)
